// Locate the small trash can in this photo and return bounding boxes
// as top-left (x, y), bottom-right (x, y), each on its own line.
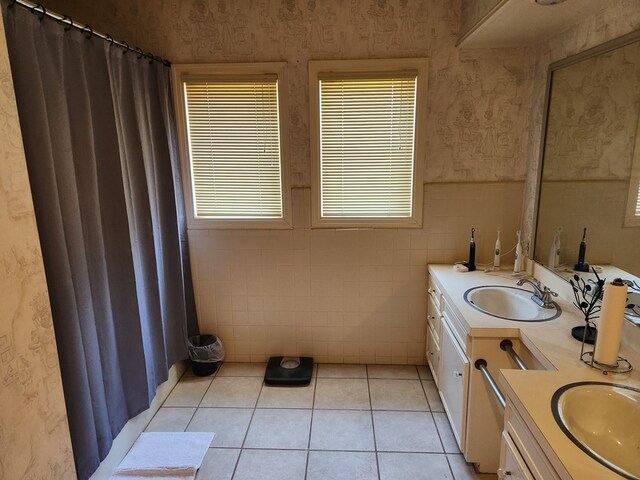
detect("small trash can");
top-left (188, 335), bottom-right (225, 376)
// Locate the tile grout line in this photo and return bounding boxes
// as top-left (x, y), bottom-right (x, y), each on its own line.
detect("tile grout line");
top-left (304, 365), bottom-right (319, 479)
top-left (366, 364), bottom-right (382, 480)
top-left (419, 368), bottom-right (457, 479)
top-left (184, 367), bottom-right (219, 432)
top-left (229, 372), bottom-right (264, 480)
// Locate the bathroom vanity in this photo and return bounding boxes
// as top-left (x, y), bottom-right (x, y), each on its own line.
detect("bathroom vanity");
top-left (426, 264), bottom-right (640, 479)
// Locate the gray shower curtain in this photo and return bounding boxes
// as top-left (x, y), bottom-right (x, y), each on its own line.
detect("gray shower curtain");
top-left (2, 4), bottom-right (198, 479)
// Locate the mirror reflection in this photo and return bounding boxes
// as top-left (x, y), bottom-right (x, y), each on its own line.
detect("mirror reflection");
top-left (533, 36), bottom-right (640, 325)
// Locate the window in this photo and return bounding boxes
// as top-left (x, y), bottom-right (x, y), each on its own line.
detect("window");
top-left (172, 63), bottom-right (291, 228)
top-left (309, 59), bottom-right (427, 228)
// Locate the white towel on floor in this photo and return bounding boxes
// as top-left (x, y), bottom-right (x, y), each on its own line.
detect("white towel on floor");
top-left (110, 432), bottom-right (215, 480)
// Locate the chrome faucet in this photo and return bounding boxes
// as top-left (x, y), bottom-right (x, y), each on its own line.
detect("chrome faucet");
top-left (516, 278), bottom-right (558, 309)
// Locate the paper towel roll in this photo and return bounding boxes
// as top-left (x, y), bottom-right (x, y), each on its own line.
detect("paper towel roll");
top-left (593, 279), bottom-right (628, 366)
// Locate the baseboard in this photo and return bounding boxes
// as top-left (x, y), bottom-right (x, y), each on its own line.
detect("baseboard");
top-left (89, 360), bottom-right (188, 480)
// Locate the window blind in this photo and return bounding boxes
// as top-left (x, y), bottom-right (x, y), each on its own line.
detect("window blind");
top-left (184, 80), bottom-right (283, 218)
top-left (319, 76), bottom-right (417, 218)
top-left (635, 181), bottom-right (640, 216)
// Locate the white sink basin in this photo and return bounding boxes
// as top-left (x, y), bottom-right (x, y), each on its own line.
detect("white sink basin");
top-left (464, 286), bottom-right (560, 321)
top-left (552, 382), bottom-right (640, 479)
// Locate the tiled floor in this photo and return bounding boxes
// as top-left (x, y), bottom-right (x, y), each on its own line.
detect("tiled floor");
top-left (147, 363), bottom-right (497, 480)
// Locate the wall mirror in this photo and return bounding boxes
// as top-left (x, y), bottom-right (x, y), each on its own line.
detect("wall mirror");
top-left (533, 30), bottom-right (640, 325)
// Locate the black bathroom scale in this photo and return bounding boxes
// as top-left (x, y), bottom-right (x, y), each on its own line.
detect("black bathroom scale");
top-left (264, 356), bottom-right (314, 386)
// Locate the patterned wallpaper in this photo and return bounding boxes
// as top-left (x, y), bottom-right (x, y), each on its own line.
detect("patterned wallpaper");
top-left (0, 8), bottom-right (76, 479)
top-left (519, 0), bottom-right (640, 253)
top-left (42, 0), bottom-right (536, 187)
top-left (459, 0), bottom-right (501, 38)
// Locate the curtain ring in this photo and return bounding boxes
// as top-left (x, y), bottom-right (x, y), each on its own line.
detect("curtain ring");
top-left (105, 34), bottom-right (114, 45)
top-left (31, 3), bottom-right (46, 21)
top-left (135, 47), bottom-right (144, 59)
top-left (163, 59), bottom-right (171, 67)
top-left (81, 25), bottom-right (93, 39)
top-left (147, 52), bottom-right (156, 64)
top-left (58, 15), bottom-right (73, 31)
top-left (121, 41), bottom-right (130, 54)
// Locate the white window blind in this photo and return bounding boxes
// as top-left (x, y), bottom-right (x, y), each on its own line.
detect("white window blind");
top-left (319, 76), bottom-right (417, 218)
top-left (183, 80), bottom-right (283, 219)
top-left (635, 182), bottom-right (640, 216)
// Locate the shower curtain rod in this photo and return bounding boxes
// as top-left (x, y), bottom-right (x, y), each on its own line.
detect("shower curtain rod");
top-left (7, 0), bottom-right (171, 66)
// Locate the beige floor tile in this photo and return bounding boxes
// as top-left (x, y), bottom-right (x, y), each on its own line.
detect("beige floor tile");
top-left (367, 365), bottom-right (419, 379)
top-left (257, 383), bottom-right (315, 408)
top-left (447, 454), bottom-right (498, 479)
top-left (317, 364), bottom-right (367, 378)
top-left (163, 376), bottom-right (213, 407)
top-left (423, 380), bottom-right (444, 412)
top-left (244, 408), bottom-right (312, 449)
top-left (417, 365), bottom-right (434, 380)
top-left (217, 362), bottom-right (266, 377)
top-left (434, 412), bottom-right (460, 453)
top-left (196, 448), bottom-right (240, 480)
top-left (314, 378), bottom-right (370, 410)
top-left (369, 379), bottom-right (429, 411)
top-left (373, 411), bottom-right (443, 453)
top-left (307, 451), bottom-right (378, 480)
top-left (186, 408), bottom-right (252, 447)
top-left (145, 407), bottom-right (195, 432)
top-left (200, 377), bottom-right (263, 408)
top-left (233, 449), bottom-right (307, 480)
top-left (378, 452), bottom-right (452, 479)
top-left (310, 410), bottom-right (375, 451)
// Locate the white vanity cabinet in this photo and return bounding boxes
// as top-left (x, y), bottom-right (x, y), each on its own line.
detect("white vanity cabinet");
top-left (426, 276), bottom-right (470, 450)
top-left (426, 269), bottom-right (551, 474)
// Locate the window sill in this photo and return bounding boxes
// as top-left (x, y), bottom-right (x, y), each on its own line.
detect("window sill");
top-left (187, 217), bottom-right (293, 230)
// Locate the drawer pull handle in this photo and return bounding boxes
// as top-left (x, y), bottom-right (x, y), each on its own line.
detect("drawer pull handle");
top-left (428, 351), bottom-right (434, 356)
top-left (497, 468), bottom-right (512, 478)
top-left (453, 371), bottom-right (463, 378)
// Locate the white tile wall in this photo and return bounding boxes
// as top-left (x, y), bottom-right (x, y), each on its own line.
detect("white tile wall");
top-left (189, 182), bottom-right (523, 363)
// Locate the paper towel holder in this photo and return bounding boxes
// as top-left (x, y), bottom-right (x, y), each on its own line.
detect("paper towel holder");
top-left (580, 349), bottom-right (632, 375)
top-left (572, 273), bottom-right (633, 374)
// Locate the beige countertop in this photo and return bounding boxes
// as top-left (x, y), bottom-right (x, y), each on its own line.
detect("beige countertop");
top-left (428, 264), bottom-right (640, 480)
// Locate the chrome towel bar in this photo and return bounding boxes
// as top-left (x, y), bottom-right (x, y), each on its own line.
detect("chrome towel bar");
top-left (500, 339), bottom-right (528, 371)
top-left (475, 359), bottom-right (506, 409)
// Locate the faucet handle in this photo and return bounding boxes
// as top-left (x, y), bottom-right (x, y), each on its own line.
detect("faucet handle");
top-left (543, 286), bottom-right (558, 297)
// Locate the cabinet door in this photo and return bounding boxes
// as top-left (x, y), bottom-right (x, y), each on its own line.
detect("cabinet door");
top-left (499, 432), bottom-right (535, 480)
top-left (440, 318), bottom-right (469, 449)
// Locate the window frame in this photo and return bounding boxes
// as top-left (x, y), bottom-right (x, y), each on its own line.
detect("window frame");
top-left (172, 62), bottom-right (292, 229)
top-left (309, 58), bottom-right (428, 229)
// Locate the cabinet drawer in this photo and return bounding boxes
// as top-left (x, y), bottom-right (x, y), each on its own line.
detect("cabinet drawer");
top-left (426, 323), bottom-right (441, 386)
top-left (427, 276), bottom-right (443, 312)
top-left (427, 295), bottom-right (442, 345)
top-left (499, 431), bottom-right (535, 480)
